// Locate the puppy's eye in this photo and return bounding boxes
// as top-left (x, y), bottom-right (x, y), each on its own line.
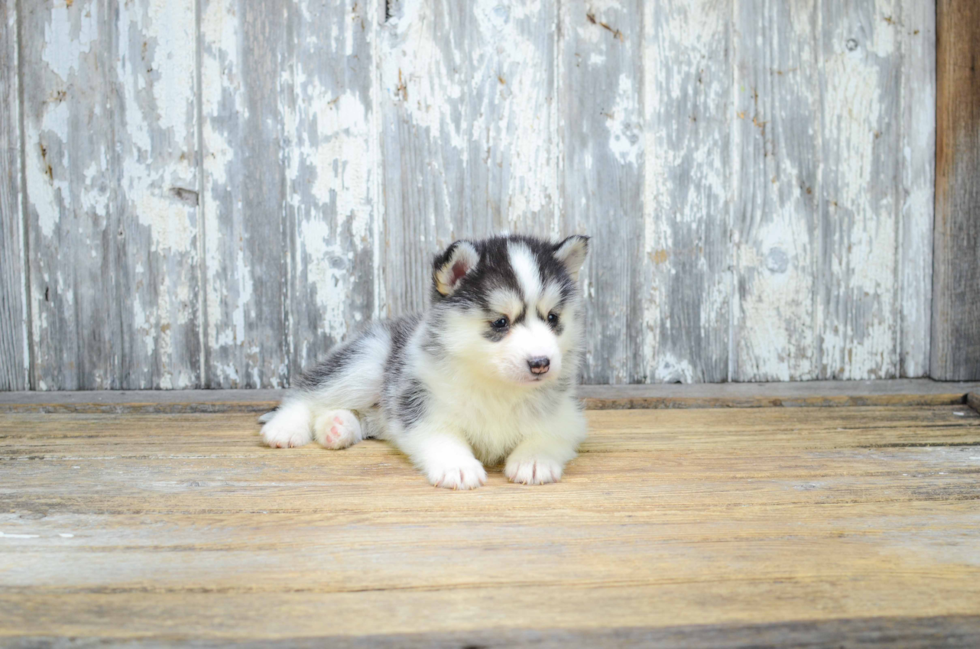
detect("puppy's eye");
top-left (547, 312), bottom-right (559, 326)
top-left (491, 317), bottom-right (509, 330)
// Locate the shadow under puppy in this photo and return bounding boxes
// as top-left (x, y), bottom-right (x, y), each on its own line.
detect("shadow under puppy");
top-left (260, 234), bottom-right (590, 489)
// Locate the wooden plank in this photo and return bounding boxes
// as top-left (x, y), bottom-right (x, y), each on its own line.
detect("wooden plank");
top-left (640, 0), bottom-right (731, 383)
top-left (932, 0), bottom-right (980, 381)
top-left (968, 393), bottom-right (980, 414)
top-left (200, 0), bottom-right (289, 388)
top-left (21, 0), bottom-right (121, 389)
top-left (0, 0), bottom-right (28, 390)
top-left (1, 599), bottom-right (978, 648)
top-left (380, 0), bottom-right (560, 316)
top-left (3, 379), bottom-right (980, 413)
top-left (9, 617), bottom-right (978, 649)
top-left (4, 405), bottom-right (979, 461)
top-left (560, 0), bottom-right (643, 383)
top-left (0, 407), bottom-right (978, 643)
top-left (899, 0), bottom-right (936, 377)
top-left (577, 378), bottom-right (980, 410)
top-left (733, 0), bottom-right (933, 382)
top-left (20, 0), bottom-right (200, 390)
top-left (282, 0), bottom-right (380, 377)
top-left (113, 0), bottom-right (201, 388)
top-left (731, 0), bottom-right (821, 381)
top-left (816, 0), bottom-right (909, 380)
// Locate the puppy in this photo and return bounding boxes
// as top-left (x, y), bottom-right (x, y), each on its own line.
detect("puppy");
top-left (260, 234), bottom-right (590, 489)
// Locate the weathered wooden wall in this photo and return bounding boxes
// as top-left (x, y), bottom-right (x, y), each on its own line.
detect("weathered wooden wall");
top-left (1, 0), bottom-right (939, 389)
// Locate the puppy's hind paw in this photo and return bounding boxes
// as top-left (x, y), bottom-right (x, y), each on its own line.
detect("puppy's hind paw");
top-left (313, 410), bottom-right (363, 450)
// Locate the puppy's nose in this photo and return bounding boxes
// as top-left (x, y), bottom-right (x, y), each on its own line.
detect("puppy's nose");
top-left (527, 357), bottom-right (550, 375)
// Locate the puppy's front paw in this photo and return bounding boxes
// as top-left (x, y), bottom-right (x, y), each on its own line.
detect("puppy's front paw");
top-left (260, 402), bottom-right (312, 448)
top-left (427, 460), bottom-right (487, 490)
top-left (505, 457), bottom-right (563, 485)
top-left (313, 410), bottom-right (362, 450)
top-left (261, 420), bottom-right (312, 449)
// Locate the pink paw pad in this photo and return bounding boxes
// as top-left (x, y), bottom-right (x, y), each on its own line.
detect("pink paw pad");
top-left (313, 410), bottom-right (362, 450)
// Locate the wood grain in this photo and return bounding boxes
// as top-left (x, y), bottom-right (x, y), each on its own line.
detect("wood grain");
top-left (733, 0), bottom-right (933, 382)
top-left (932, 0), bottom-right (980, 381)
top-left (380, 0), bottom-right (560, 316)
top-left (968, 393), bottom-right (980, 414)
top-left (113, 0), bottom-right (202, 389)
top-left (0, 0), bottom-right (28, 390)
top-left (8, 617), bottom-right (977, 649)
top-left (4, 379), bottom-right (980, 414)
top-left (641, 0), bottom-right (731, 383)
top-left (816, 1), bottom-right (912, 381)
top-left (200, 0), bottom-right (289, 388)
top-left (19, 0), bottom-right (202, 390)
top-left (900, 0), bottom-right (936, 378)
top-left (561, 0), bottom-right (644, 383)
top-left (0, 406), bottom-right (978, 644)
top-left (732, 0), bottom-right (822, 382)
top-left (282, 0), bottom-right (380, 377)
top-left (577, 379), bottom-right (980, 410)
top-left (21, 0), bottom-right (122, 389)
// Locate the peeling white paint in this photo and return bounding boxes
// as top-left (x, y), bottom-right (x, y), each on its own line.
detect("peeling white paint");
top-left (26, 125), bottom-right (70, 240)
top-left (12, 0), bottom-right (937, 389)
top-left (0, 532), bottom-right (40, 539)
top-left (898, 0), bottom-right (936, 378)
top-left (651, 353), bottom-right (696, 384)
top-left (383, 0), bottom-right (466, 150)
top-left (43, 2), bottom-right (100, 82)
top-left (298, 220), bottom-right (350, 344)
top-left (471, 0), bottom-right (557, 223)
top-left (201, 0), bottom-right (249, 387)
top-left (305, 91), bottom-right (372, 239)
top-left (642, 0), bottom-right (730, 382)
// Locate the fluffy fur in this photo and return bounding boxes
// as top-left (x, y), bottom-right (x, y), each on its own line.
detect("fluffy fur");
top-left (260, 234), bottom-right (591, 489)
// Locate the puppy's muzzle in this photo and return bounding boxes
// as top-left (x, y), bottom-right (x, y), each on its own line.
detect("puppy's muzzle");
top-left (527, 357), bottom-right (550, 375)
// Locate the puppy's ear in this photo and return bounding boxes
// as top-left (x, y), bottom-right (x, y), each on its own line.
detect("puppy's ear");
top-left (553, 235), bottom-right (590, 280)
top-left (433, 241), bottom-right (480, 297)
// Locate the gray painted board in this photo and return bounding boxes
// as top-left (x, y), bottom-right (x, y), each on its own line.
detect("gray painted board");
top-left (900, 0), bottom-right (935, 378)
top-left (282, 0), bottom-right (380, 378)
top-left (732, 0), bottom-right (823, 382)
top-left (21, 0), bottom-right (123, 389)
top-left (114, 0), bottom-right (202, 389)
top-left (641, 0), bottom-right (732, 383)
top-left (733, 0), bottom-right (935, 381)
top-left (0, 0), bottom-right (28, 390)
top-left (815, 0), bottom-right (906, 380)
top-left (200, 0), bottom-right (290, 388)
top-left (2, 0), bottom-right (946, 388)
top-left (20, 0), bottom-right (201, 389)
top-left (561, 0), bottom-right (645, 384)
top-left (0, 3), bottom-right (30, 390)
top-left (380, 0), bottom-right (560, 316)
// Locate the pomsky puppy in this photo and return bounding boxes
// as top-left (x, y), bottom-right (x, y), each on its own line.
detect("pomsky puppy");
top-left (259, 234), bottom-right (590, 489)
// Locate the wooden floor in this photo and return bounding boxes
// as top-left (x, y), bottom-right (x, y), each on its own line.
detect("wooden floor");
top-left (2, 402), bottom-right (980, 646)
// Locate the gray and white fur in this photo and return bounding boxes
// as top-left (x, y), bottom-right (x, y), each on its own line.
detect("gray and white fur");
top-left (260, 234), bottom-right (590, 489)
